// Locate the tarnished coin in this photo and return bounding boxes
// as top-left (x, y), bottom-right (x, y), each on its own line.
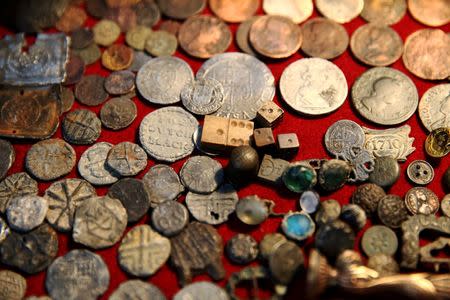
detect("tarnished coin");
top-left (226, 234), bottom-right (258, 264)
top-left (181, 78), bottom-right (224, 115)
top-left (70, 27), bottom-right (94, 49)
top-left (441, 194), bottom-right (450, 217)
top-left (197, 52), bottom-right (275, 119)
top-left (108, 178), bottom-right (150, 223)
top-left (418, 84), bottom-right (450, 132)
top-left (180, 156), bottom-right (224, 194)
top-left (26, 139), bottom-right (76, 181)
top-left (58, 86), bottom-right (75, 114)
top-left (406, 160), bottom-right (434, 185)
top-left (300, 17), bottom-right (348, 59)
top-left (236, 17), bottom-right (259, 56)
top-left (102, 44), bottom-right (134, 71)
top-left (0, 217), bottom-right (10, 243)
top-left (0, 139), bottom-right (14, 180)
top-left (72, 43), bottom-right (102, 65)
top-left (100, 97), bottom-right (137, 130)
top-left (185, 184), bottom-right (238, 225)
top-left (0, 224), bottom-right (58, 274)
top-left (316, 0), bottom-right (364, 23)
top-left (118, 225), bottom-right (170, 277)
top-left (125, 25), bottom-right (152, 50)
top-left (135, 0), bottom-right (161, 27)
top-left (139, 107), bottom-right (198, 162)
top-left (63, 53), bottom-right (85, 85)
top-left (75, 75), bottom-right (109, 106)
top-left (143, 164), bottom-right (184, 207)
top-left (361, 0), bottom-right (407, 25)
top-left (350, 23), bottom-right (403, 67)
top-left (104, 70), bottom-right (135, 95)
top-left (0, 270), bottom-right (26, 300)
top-left (87, 0), bottom-right (109, 18)
top-left (106, 142), bottom-right (147, 176)
top-left (145, 30), bottom-right (178, 57)
top-left (7, 195), bottom-right (48, 232)
top-left (351, 67), bottom-right (418, 125)
top-left (280, 58), bottom-right (348, 115)
top-left (361, 225), bottom-right (398, 257)
top-left (128, 50), bottom-right (152, 72)
top-left (137, 56), bottom-right (194, 105)
top-left (367, 254), bottom-right (399, 277)
top-left (210, 0), bottom-right (259, 23)
top-left (0, 172), bottom-right (38, 213)
top-left (263, 0), bottom-right (313, 24)
top-left (269, 240), bottom-right (304, 285)
top-left (368, 156), bottom-right (400, 189)
top-left (377, 194), bottom-right (409, 228)
top-left (151, 200), bottom-right (189, 236)
top-left (62, 109), bottom-right (101, 144)
top-left (174, 282), bottom-right (228, 300)
top-left (425, 127), bottom-right (450, 158)
top-left (55, 5), bottom-right (87, 33)
top-left (78, 142), bottom-right (120, 185)
top-left (403, 29), bottom-right (450, 80)
top-left (110, 280), bottom-right (166, 300)
top-left (157, 0), bottom-right (206, 19)
top-left (324, 120), bottom-right (365, 159)
top-left (259, 233), bottom-right (287, 260)
top-left (408, 0), bottom-right (450, 27)
top-left (159, 20), bottom-right (182, 36)
top-left (405, 187), bottom-right (439, 215)
top-left (93, 19), bottom-right (121, 46)
top-left (46, 249), bottom-right (109, 300)
top-left (249, 15), bottom-right (302, 59)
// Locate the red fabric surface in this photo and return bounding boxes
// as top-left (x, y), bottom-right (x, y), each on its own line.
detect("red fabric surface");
top-left (0, 2), bottom-right (449, 299)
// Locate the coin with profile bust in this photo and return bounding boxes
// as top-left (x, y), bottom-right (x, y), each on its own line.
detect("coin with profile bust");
top-left (418, 84), bottom-right (450, 132)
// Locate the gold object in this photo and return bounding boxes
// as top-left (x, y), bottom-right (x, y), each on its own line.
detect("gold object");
top-left (425, 127), bottom-right (450, 158)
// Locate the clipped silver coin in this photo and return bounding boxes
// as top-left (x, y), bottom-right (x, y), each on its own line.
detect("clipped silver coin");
top-left (324, 119), bottom-right (365, 160)
top-left (6, 195), bottom-right (48, 232)
top-left (180, 156), bottom-right (224, 194)
top-left (143, 164), bottom-right (184, 207)
top-left (181, 78), bottom-right (224, 115)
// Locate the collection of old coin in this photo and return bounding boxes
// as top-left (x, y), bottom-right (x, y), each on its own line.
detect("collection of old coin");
top-left (0, 0), bottom-right (449, 299)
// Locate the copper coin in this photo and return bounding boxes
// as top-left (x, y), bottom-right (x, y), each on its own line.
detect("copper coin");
top-left (236, 16), bottom-right (259, 56)
top-left (70, 28), bottom-right (94, 49)
top-left (210, 0), bottom-right (259, 23)
top-left (350, 23), bottom-right (403, 67)
top-left (106, 0), bottom-right (141, 7)
top-left (87, 0), bottom-right (109, 18)
top-left (262, 0), bottom-right (314, 24)
top-left (403, 29), bottom-right (450, 80)
top-left (178, 15), bottom-right (232, 59)
top-left (104, 70), bottom-right (135, 95)
top-left (105, 6), bottom-right (138, 32)
top-left (408, 0), bottom-right (450, 27)
top-left (157, 0), bottom-right (206, 19)
top-left (316, 0), bottom-right (364, 23)
top-left (102, 44), bottom-right (134, 71)
top-left (301, 17), bottom-right (348, 59)
top-left (100, 97), bottom-right (137, 130)
top-left (249, 15), bottom-right (302, 59)
top-left (63, 53), bottom-right (86, 85)
top-left (159, 20), bottom-right (181, 36)
top-left (55, 5), bottom-right (87, 33)
top-left (75, 75), bottom-right (109, 106)
top-left (361, 0), bottom-right (407, 25)
top-left (58, 87), bottom-right (75, 114)
top-left (134, 0), bottom-right (161, 27)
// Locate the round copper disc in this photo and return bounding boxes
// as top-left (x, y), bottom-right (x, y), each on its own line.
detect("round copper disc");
top-left (209, 0), bottom-right (259, 23)
top-left (157, 0), bottom-right (206, 19)
top-left (408, 0), bottom-right (450, 27)
top-left (55, 5), bottom-right (87, 33)
top-left (102, 44), bottom-right (134, 71)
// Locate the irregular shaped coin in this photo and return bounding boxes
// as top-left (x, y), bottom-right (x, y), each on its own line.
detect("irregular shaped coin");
top-left (0, 172), bottom-right (38, 213)
top-left (106, 142), bottom-right (147, 176)
top-left (316, 0), bottom-right (364, 23)
top-left (418, 84), bottom-right (450, 132)
top-left (361, 0), bottom-right (407, 25)
top-left (108, 178), bottom-right (150, 222)
top-left (0, 139), bottom-right (15, 180)
top-left (151, 200), bottom-right (189, 237)
top-left (174, 282), bottom-right (228, 300)
top-left (143, 164), bottom-right (184, 207)
top-left (180, 156), bottom-right (224, 194)
top-left (78, 142), bottom-right (120, 185)
top-left (110, 280), bottom-right (166, 300)
top-left (181, 78), bottom-right (224, 115)
top-left (262, 0), bottom-right (313, 24)
top-left (7, 195), bottom-right (48, 232)
top-left (0, 270), bottom-right (26, 300)
top-left (62, 109), bottom-right (101, 145)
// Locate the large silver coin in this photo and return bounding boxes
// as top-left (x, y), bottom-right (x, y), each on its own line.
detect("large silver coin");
top-left (418, 83), bottom-right (450, 132)
top-left (174, 282), bottom-right (228, 300)
top-left (352, 67), bottom-right (419, 125)
top-left (180, 156), bottom-right (224, 194)
top-left (136, 56), bottom-right (194, 105)
top-left (78, 142), bottom-right (120, 186)
top-left (196, 52), bottom-right (275, 120)
top-left (139, 107), bottom-right (198, 162)
top-left (280, 58), bottom-right (348, 115)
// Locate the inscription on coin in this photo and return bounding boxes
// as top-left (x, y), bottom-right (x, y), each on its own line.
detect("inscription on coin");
top-left (418, 84), bottom-right (450, 132)
top-left (143, 164), bottom-right (184, 207)
top-left (108, 178), bottom-right (150, 222)
top-left (62, 109), bottom-right (101, 145)
top-left (361, 225), bottom-right (398, 257)
top-left (180, 156), bottom-right (224, 194)
top-left (7, 195), bottom-right (48, 232)
top-left (106, 142), bottom-right (147, 176)
top-left (151, 200), bottom-right (189, 236)
top-left (405, 187), bottom-right (439, 215)
top-left (324, 120), bottom-right (365, 159)
top-left (78, 142), bottom-right (120, 186)
top-left (181, 78), bottom-right (224, 115)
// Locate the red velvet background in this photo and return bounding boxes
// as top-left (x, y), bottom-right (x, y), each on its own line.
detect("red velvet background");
top-left (0, 2), bottom-right (449, 299)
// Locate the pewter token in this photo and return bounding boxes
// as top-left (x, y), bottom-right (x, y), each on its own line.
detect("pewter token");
top-left (259, 233), bottom-right (287, 260)
top-left (78, 142), bottom-right (120, 185)
top-left (143, 164), bottom-right (184, 207)
top-left (104, 70), bottom-right (136, 95)
top-left (100, 97), bottom-right (137, 130)
top-left (0, 217), bottom-right (10, 243)
top-left (418, 84), bottom-right (450, 132)
top-left (73, 196), bottom-right (127, 249)
top-left (44, 178), bottom-right (96, 232)
top-left (128, 50), bottom-right (152, 72)
top-left (0, 172), bottom-right (38, 213)
top-left (361, 225), bottom-right (398, 257)
top-left (280, 58), bottom-right (348, 116)
top-left (106, 142), bottom-right (147, 176)
top-left (268, 240), bottom-right (304, 285)
top-left (226, 234), bottom-right (258, 264)
top-left (26, 139), bottom-right (76, 181)
top-left (351, 67), bottom-right (419, 125)
top-left (136, 56), bottom-right (194, 105)
top-left (196, 52), bottom-right (275, 120)
top-left (352, 183), bottom-right (386, 216)
top-left (62, 109), bottom-right (101, 144)
top-left (110, 280), bottom-right (166, 300)
top-left (181, 78), bottom-right (224, 115)
top-left (367, 254), bottom-right (399, 276)
top-left (118, 225), bottom-right (170, 277)
top-left (139, 107), bottom-right (198, 162)
top-left (58, 86), bottom-right (75, 113)
top-left (108, 178), bottom-right (150, 223)
top-left (0, 139), bottom-right (14, 180)
top-left (405, 187), bottom-right (440, 215)
top-left (151, 200), bottom-right (189, 236)
top-left (174, 282), bottom-right (228, 300)
top-left (406, 160), bottom-right (434, 185)
top-left (368, 156), bottom-right (400, 188)
top-left (0, 224), bottom-right (58, 274)
top-left (324, 120), bottom-right (365, 159)
top-left (0, 270), bottom-right (26, 300)
top-left (180, 156), bottom-right (224, 194)
top-left (315, 199), bottom-right (341, 225)
top-left (377, 194), bottom-right (409, 228)
top-left (185, 184), bottom-right (238, 225)
top-left (6, 195), bottom-right (48, 232)
top-left (74, 75), bottom-right (109, 106)
top-left (441, 194), bottom-right (450, 217)
top-left (316, 0), bottom-right (364, 23)
top-left (46, 249), bottom-right (110, 300)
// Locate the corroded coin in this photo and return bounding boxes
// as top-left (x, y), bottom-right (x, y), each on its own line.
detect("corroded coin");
top-left (75, 75), bottom-right (109, 106)
top-left (368, 156), bottom-right (400, 189)
top-left (300, 17), bottom-right (348, 59)
top-left (72, 43), bottom-right (102, 65)
top-left (178, 15), bottom-right (232, 59)
top-left (377, 194), bottom-right (409, 228)
top-left (135, 0), bottom-right (161, 27)
top-left (361, 0), bottom-right (407, 25)
top-left (405, 187), bottom-right (439, 215)
top-left (174, 282), bottom-right (228, 300)
top-left (44, 178), bottom-right (96, 232)
top-left (102, 44), bottom-right (134, 71)
top-left (418, 84), bottom-right (450, 132)
top-left (118, 225), bottom-right (170, 277)
top-left (236, 16), bottom-right (260, 56)
top-left (361, 225), bottom-right (398, 257)
top-left (180, 156), bottom-right (224, 194)
top-left (0, 172), bottom-right (38, 213)
top-left (159, 20), bottom-right (182, 36)
top-left (125, 25), bottom-right (152, 50)
top-left (151, 200), bottom-right (188, 236)
top-left (128, 50), bottom-right (152, 72)
top-left (181, 78), bottom-right (224, 115)
top-left (78, 142), bottom-right (120, 185)
top-left (104, 70), bottom-right (135, 95)
top-left (0, 270), bottom-right (26, 300)
top-left (142, 164), bottom-right (184, 207)
top-left (441, 194), bottom-right (450, 217)
top-left (157, 0), bottom-right (206, 19)
top-left (46, 249), bottom-right (110, 300)
top-left (93, 19), bottom-right (121, 46)
top-left (26, 139), bottom-right (76, 181)
top-left (316, 0), bottom-right (364, 23)
top-left (425, 127), bottom-right (450, 158)
top-left (55, 5), bottom-right (87, 33)
top-left (408, 0), bottom-right (450, 27)
top-left (403, 29), bottom-right (450, 80)
top-left (280, 58), bottom-right (348, 115)
top-left (62, 109), bottom-right (101, 144)
top-left (58, 86), bottom-right (75, 114)
top-left (249, 15), bottom-right (302, 59)
top-left (106, 142), bottom-right (147, 176)
top-left (100, 97), bottom-right (137, 130)
top-left (210, 0), bottom-right (259, 23)
top-left (351, 67), bottom-right (418, 125)
top-left (0, 139), bottom-right (14, 180)
top-left (139, 107), bottom-right (198, 162)
top-left (7, 195), bottom-right (48, 232)
top-left (197, 52), bottom-right (275, 119)
top-left (367, 254), bottom-right (399, 277)
top-left (137, 56), bottom-right (194, 105)
top-left (406, 160), bottom-right (434, 185)
top-left (87, 0), bottom-right (109, 18)
top-left (70, 27), bottom-right (94, 49)
top-left (263, 0), bottom-right (313, 24)
top-left (145, 30), bottom-right (178, 57)
top-left (63, 53), bottom-right (85, 85)
top-left (350, 23), bottom-right (403, 67)
top-left (226, 234), bottom-right (258, 264)
top-left (110, 280), bottom-right (166, 300)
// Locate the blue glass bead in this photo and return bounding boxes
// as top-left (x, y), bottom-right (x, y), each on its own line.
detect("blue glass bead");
top-left (281, 211), bottom-right (316, 241)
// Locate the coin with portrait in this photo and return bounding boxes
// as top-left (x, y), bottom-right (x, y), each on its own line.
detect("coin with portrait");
top-left (361, 0), bottom-right (407, 25)
top-left (418, 84), bottom-right (450, 132)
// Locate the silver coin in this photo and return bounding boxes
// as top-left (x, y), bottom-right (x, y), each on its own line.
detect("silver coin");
top-left (196, 52), bottom-right (275, 120)
top-left (174, 282), bottom-right (228, 300)
top-left (406, 160), bottom-right (434, 185)
top-left (0, 270), bottom-right (26, 300)
top-left (142, 164), bottom-right (184, 207)
top-left (139, 106), bottom-right (198, 162)
top-left (180, 156), bottom-right (224, 194)
top-left (352, 67), bottom-right (419, 125)
top-left (185, 184), bottom-right (238, 225)
top-left (361, 225), bottom-right (398, 257)
top-left (441, 194), bottom-right (450, 218)
top-left (106, 142), bottom-right (147, 176)
top-left (6, 195), bottom-right (48, 232)
top-left (78, 142), bottom-right (120, 186)
top-left (136, 56), bottom-right (194, 105)
top-left (151, 200), bottom-right (189, 237)
top-left (418, 83), bottom-right (450, 132)
top-left (109, 280), bottom-right (166, 300)
top-left (128, 50), bottom-right (152, 73)
top-left (324, 119), bottom-right (365, 159)
top-left (280, 58), bottom-right (348, 116)
top-left (0, 172), bottom-right (38, 213)
top-left (181, 78), bottom-right (224, 115)
top-left (192, 125), bottom-right (220, 156)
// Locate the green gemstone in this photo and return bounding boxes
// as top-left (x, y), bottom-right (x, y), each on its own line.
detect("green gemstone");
top-left (282, 163), bottom-right (317, 193)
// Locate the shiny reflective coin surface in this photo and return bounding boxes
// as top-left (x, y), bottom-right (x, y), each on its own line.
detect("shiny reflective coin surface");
top-left (78, 142), bottom-right (120, 186)
top-left (6, 195), bottom-right (48, 232)
top-left (180, 156), bottom-right (224, 194)
top-left (0, 139), bottom-right (14, 180)
top-left (405, 187), bottom-right (439, 215)
top-left (324, 120), bottom-right (365, 159)
top-left (75, 75), bottom-right (109, 106)
top-left (406, 160), bottom-right (434, 185)
top-left (181, 78), bottom-right (224, 115)
top-left (368, 156), bottom-right (400, 189)
top-left (0, 172), bottom-right (38, 213)
top-left (106, 142), bottom-right (147, 177)
top-left (157, 0), bottom-right (206, 19)
top-left (109, 280), bottom-right (166, 300)
top-left (174, 282), bottom-right (228, 300)
top-left (226, 233), bottom-right (258, 264)
top-left (210, 0), bottom-right (259, 23)
top-left (377, 194), bottom-right (408, 228)
top-left (62, 109), bottom-right (101, 145)
top-left (104, 70), bottom-right (135, 95)
top-left (408, 0), bottom-right (450, 27)
top-left (425, 127), bottom-right (450, 158)
top-left (0, 270), bottom-right (26, 300)
top-left (143, 164), bottom-right (184, 207)
top-left (145, 30), bottom-right (178, 57)
top-left (263, 0), bottom-right (313, 24)
top-left (100, 97), bottom-right (137, 130)
top-left (361, 0), bottom-right (407, 25)
top-left (102, 44), bottom-right (134, 71)
top-left (151, 200), bottom-right (189, 237)
top-left (361, 225), bottom-right (398, 257)
top-left (316, 0), bottom-right (364, 23)
top-left (418, 84), bottom-right (450, 132)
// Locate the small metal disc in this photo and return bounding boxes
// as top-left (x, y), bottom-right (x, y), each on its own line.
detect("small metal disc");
top-left (259, 233), bottom-right (287, 260)
top-left (151, 201), bottom-right (189, 237)
top-left (226, 234), bottom-right (258, 264)
top-left (368, 156), bottom-right (400, 188)
top-left (362, 225), bottom-right (398, 257)
top-left (406, 160), bottom-right (435, 185)
top-left (180, 156), bottom-right (224, 194)
top-left (441, 194), bottom-right (450, 218)
top-left (404, 187), bottom-right (439, 215)
top-left (142, 164), bottom-right (184, 207)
